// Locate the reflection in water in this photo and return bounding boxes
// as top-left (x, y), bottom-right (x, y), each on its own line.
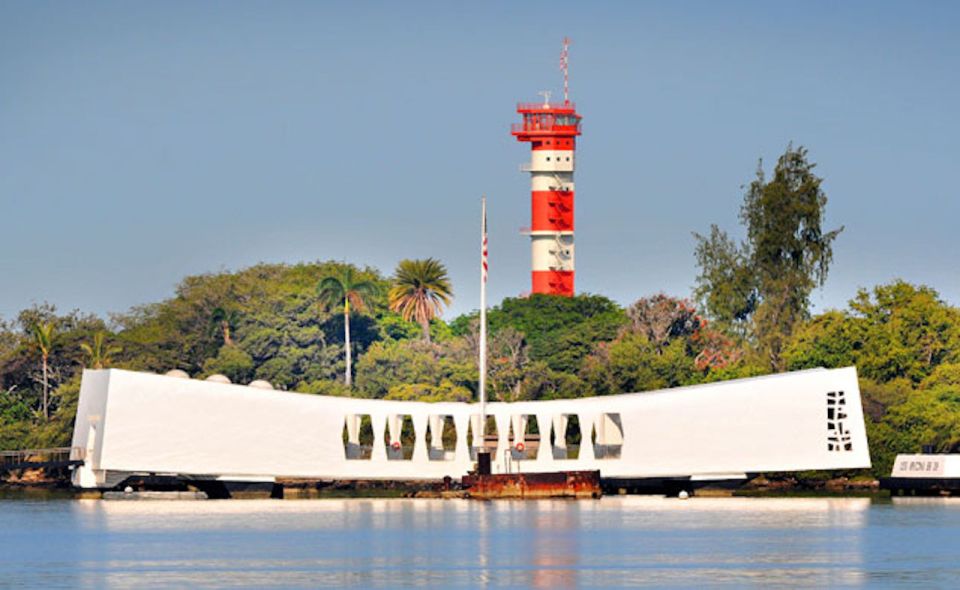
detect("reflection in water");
top-left (4, 496), bottom-right (960, 587)
top-left (529, 502), bottom-right (578, 589)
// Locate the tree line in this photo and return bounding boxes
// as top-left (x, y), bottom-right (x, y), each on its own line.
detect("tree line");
top-left (1, 145), bottom-right (958, 477)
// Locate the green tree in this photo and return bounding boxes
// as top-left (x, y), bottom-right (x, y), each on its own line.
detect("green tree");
top-left (849, 281), bottom-right (960, 384)
top-left (867, 386), bottom-right (960, 475)
top-left (353, 336), bottom-right (476, 400)
top-left (317, 266), bottom-right (380, 387)
top-left (202, 345), bottom-right (255, 384)
top-left (384, 381), bottom-right (471, 402)
top-left (0, 318), bottom-right (17, 364)
top-left (922, 364), bottom-right (960, 390)
top-left (785, 281), bottom-right (960, 384)
top-left (26, 375), bottom-right (83, 449)
top-left (80, 331), bottom-right (122, 370)
top-left (388, 258), bottom-right (453, 343)
top-left (487, 327), bottom-right (530, 402)
top-left (295, 379), bottom-right (354, 398)
top-left (784, 310), bottom-right (862, 372)
top-left (692, 225), bottom-right (757, 337)
top-left (106, 261), bottom-right (387, 388)
top-left (355, 339), bottom-right (444, 398)
top-left (581, 333), bottom-right (700, 396)
top-left (31, 322), bottom-right (55, 420)
top-left (472, 294), bottom-right (626, 373)
top-left (695, 145), bottom-right (842, 370)
top-left (0, 305), bottom-right (108, 430)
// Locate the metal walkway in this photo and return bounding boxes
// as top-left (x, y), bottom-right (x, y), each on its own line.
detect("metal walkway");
top-left (0, 447), bottom-right (85, 472)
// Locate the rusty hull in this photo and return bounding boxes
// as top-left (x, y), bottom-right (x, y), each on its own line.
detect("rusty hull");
top-left (462, 470), bottom-right (601, 500)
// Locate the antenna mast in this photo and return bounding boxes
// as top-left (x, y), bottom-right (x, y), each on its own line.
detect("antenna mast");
top-left (560, 37), bottom-right (571, 104)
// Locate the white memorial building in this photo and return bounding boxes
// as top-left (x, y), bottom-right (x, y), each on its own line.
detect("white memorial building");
top-left (71, 366), bottom-right (871, 489)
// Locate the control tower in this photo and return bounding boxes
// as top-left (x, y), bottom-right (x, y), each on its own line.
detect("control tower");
top-left (511, 40), bottom-right (582, 296)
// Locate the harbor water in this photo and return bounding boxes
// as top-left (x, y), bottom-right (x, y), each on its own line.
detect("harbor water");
top-left (1, 495), bottom-right (958, 588)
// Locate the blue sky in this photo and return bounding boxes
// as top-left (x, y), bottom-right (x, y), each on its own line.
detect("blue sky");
top-left (1, 1), bottom-right (958, 322)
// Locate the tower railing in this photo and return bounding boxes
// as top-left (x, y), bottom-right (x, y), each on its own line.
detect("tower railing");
top-left (511, 122), bottom-right (580, 135)
top-left (516, 102), bottom-right (577, 111)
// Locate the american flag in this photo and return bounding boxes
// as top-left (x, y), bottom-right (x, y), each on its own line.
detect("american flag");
top-left (481, 197), bottom-right (488, 283)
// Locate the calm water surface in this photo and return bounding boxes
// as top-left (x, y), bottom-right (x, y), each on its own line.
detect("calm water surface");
top-left (1, 496), bottom-right (958, 588)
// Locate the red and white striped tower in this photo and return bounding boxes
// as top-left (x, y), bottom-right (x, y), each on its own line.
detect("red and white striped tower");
top-left (511, 39), bottom-right (582, 296)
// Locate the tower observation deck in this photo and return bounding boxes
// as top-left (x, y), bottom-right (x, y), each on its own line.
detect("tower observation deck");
top-left (512, 100), bottom-right (582, 296)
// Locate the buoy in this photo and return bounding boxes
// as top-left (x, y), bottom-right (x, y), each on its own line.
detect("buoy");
top-left (516, 442), bottom-right (525, 452)
top-left (391, 441), bottom-right (401, 451)
top-left (124, 486), bottom-right (133, 494)
top-left (678, 490), bottom-right (689, 500)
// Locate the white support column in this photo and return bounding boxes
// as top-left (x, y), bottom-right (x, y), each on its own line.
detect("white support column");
top-left (371, 414), bottom-right (387, 462)
top-left (579, 412), bottom-right (597, 462)
top-left (495, 412), bottom-right (510, 473)
top-left (343, 414), bottom-right (360, 459)
top-left (536, 412), bottom-right (553, 466)
top-left (469, 414), bottom-right (482, 452)
top-left (510, 414), bottom-right (523, 449)
top-left (387, 415), bottom-right (400, 445)
top-left (553, 414), bottom-right (569, 459)
top-left (596, 412), bottom-right (607, 445)
top-left (346, 414), bottom-right (360, 445)
top-left (454, 413), bottom-right (470, 464)
top-left (412, 413), bottom-right (429, 463)
top-left (386, 414), bottom-right (401, 460)
top-left (429, 415), bottom-right (444, 451)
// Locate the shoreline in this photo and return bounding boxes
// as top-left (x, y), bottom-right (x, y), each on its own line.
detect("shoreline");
top-left (0, 475), bottom-right (892, 500)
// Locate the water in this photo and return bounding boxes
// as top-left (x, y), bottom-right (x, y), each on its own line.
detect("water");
top-left (1, 496), bottom-right (958, 588)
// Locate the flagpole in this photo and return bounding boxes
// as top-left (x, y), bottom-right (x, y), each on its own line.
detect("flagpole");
top-left (479, 196), bottom-right (488, 437)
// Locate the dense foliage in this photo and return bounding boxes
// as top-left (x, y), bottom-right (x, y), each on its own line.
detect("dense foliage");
top-left (1, 146), bottom-right (957, 479)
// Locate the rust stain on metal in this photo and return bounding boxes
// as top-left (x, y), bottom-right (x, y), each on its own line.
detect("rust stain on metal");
top-left (462, 470), bottom-right (601, 500)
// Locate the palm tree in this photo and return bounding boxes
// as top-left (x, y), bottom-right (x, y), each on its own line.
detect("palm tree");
top-left (210, 307), bottom-right (240, 346)
top-left (317, 267), bottom-right (380, 387)
top-left (80, 331), bottom-right (122, 370)
top-left (31, 322), bottom-right (55, 420)
top-left (388, 258), bottom-right (453, 343)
